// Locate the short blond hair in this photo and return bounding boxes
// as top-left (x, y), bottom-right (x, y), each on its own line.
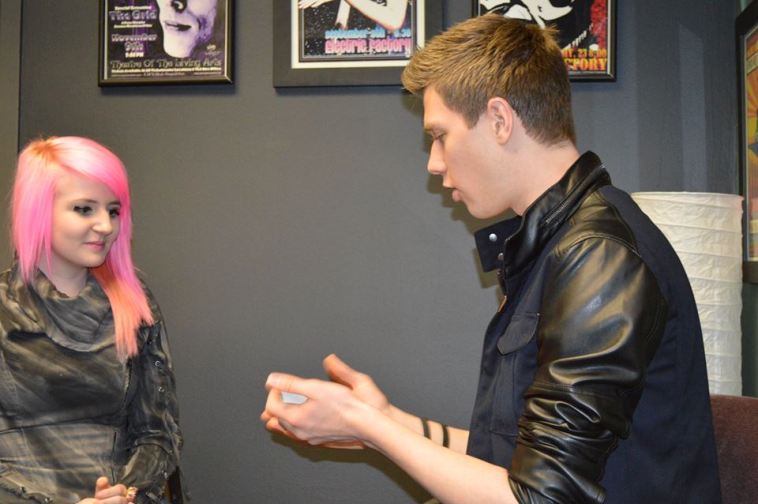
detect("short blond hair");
top-left (402, 15), bottom-right (575, 145)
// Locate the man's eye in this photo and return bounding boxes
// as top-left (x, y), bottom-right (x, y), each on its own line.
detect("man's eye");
top-left (73, 206), bottom-right (92, 215)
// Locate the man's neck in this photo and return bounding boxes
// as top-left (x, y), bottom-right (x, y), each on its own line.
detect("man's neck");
top-left (509, 141), bottom-right (581, 215)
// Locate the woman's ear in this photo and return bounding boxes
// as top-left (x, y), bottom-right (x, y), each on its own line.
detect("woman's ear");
top-left (486, 97), bottom-right (514, 145)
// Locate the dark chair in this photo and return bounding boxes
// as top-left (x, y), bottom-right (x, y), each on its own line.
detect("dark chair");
top-left (710, 394), bottom-right (758, 504)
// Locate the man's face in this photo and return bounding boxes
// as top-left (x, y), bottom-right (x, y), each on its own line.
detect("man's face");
top-left (157, 0), bottom-right (218, 58)
top-left (423, 88), bottom-right (514, 219)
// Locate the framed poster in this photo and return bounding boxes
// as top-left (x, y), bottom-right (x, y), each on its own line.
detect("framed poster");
top-left (99, 0), bottom-right (233, 86)
top-left (274, 0), bottom-right (443, 87)
top-left (738, 0), bottom-right (758, 282)
top-left (471, 0), bottom-right (615, 81)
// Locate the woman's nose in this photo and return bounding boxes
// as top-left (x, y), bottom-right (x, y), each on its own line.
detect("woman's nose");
top-left (92, 211), bottom-right (114, 235)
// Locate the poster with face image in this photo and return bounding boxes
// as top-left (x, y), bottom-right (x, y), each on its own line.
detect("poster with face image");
top-left (99, 0), bottom-right (232, 85)
top-left (472, 0), bottom-right (615, 80)
top-left (744, 26), bottom-right (758, 260)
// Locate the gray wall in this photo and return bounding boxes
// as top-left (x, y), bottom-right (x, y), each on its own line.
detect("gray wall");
top-left (12, 1), bottom-right (742, 502)
top-left (0, 0), bottom-right (21, 269)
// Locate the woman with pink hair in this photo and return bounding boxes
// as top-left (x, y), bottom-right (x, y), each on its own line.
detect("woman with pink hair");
top-left (0, 137), bottom-right (181, 503)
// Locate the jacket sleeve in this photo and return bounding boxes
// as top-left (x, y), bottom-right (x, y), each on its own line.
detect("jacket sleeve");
top-left (508, 236), bottom-right (667, 504)
top-left (119, 317), bottom-right (183, 504)
top-left (0, 484), bottom-right (51, 503)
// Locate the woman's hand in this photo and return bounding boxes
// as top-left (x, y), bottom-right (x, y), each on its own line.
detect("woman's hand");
top-left (76, 476), bottom-right (135, 504)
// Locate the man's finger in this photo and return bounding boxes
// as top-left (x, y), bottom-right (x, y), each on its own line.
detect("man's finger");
top-left (323, 354), bottom-right (358, 387)
top-left (264, 387), bottom-right (287, 419)
top-left (266, 372), bottom-right (314, 396)
top-left (265, 417), bottom-right (292, 437)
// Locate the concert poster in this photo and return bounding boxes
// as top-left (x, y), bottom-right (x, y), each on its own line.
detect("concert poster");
top-left (99, 0), bottom-right (232, 85)
top-left (472, 0), bottom-right (615, 80)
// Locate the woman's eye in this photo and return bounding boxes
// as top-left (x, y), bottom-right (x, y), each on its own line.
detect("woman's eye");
top-left (109, 208), bottom-right (121, 218)
top-left (73, 205), bottom-right (92, 215)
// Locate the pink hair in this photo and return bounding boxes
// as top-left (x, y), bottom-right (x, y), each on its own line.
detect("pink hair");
top-left (12, 136), bottom-right (153, 358)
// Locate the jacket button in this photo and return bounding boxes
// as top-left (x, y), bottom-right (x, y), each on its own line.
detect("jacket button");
top-left (497, 252), bottom-right (504, 261)
top-left (154, 360), bottom-right (163, 368)
top-left (488, 233), bottom-right (498, 242)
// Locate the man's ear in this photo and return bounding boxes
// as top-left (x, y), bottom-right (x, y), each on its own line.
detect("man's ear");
top-left (486, 97), bottom-right (514, 144)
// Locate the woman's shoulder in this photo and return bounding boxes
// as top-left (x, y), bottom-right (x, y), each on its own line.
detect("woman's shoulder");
top-left (0, 265), bottom-right (17, 286)
top-left (0, 268), bottom-right (14, 312)
top-left (135, 271), bottom-right (164, 325)
top-left (0, 266), bottom-right (40, 333)
top-left (0, 265), bottom-right (26, 304)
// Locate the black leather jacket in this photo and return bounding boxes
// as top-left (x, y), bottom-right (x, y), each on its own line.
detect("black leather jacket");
top-left (468, 152), bottom-right (720, 503)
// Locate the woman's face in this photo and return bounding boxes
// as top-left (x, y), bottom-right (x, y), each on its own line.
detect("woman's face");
top-left (49, 173), bottom-right (121, 277)
top-left (157, 0), bottom-right (218, 58)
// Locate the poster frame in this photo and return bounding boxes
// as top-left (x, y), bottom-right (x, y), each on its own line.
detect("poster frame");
top-left (274, 0), bottom-right (443, 87)
top-left (471, 0), bottom-right (615, 81)
top-left (738, 0), bottom-right (758, 282)
top-left (98, 0), bottom-right (233, 86)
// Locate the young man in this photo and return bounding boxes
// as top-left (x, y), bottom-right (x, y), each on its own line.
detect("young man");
top-left (262, 15), bottom-right (721, 503)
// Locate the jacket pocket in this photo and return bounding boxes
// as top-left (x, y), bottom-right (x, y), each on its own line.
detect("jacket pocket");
top-left (489, 313), bottom-right (539, 437)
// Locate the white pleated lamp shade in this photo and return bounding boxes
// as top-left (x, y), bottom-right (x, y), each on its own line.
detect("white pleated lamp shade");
top-left (631, 192), bottom-right (743, 396)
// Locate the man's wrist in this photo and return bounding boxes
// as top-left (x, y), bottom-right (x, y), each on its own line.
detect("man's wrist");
top-left (387, 404), bottom-right (422, 431)
top-left (347, 400), bottom-right (391, 450)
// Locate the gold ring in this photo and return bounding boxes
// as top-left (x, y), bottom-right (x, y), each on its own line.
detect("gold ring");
top-left (126, 486), bottom-right (138, 500)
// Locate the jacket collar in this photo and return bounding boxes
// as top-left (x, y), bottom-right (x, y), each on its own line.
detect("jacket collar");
top-left (2, 264), bottom-right (115, 352)
top-left (475, 151), bottom-right (611, 294)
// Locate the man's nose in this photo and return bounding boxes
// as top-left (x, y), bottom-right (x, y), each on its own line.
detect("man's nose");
top-left (427, 141), bottom-right (445, 176)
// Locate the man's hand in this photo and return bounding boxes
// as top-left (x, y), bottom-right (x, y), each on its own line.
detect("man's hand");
top-left (322, 354), bottom-right (391, 415)
top-left (261, 354), bottom-right (390, 448)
